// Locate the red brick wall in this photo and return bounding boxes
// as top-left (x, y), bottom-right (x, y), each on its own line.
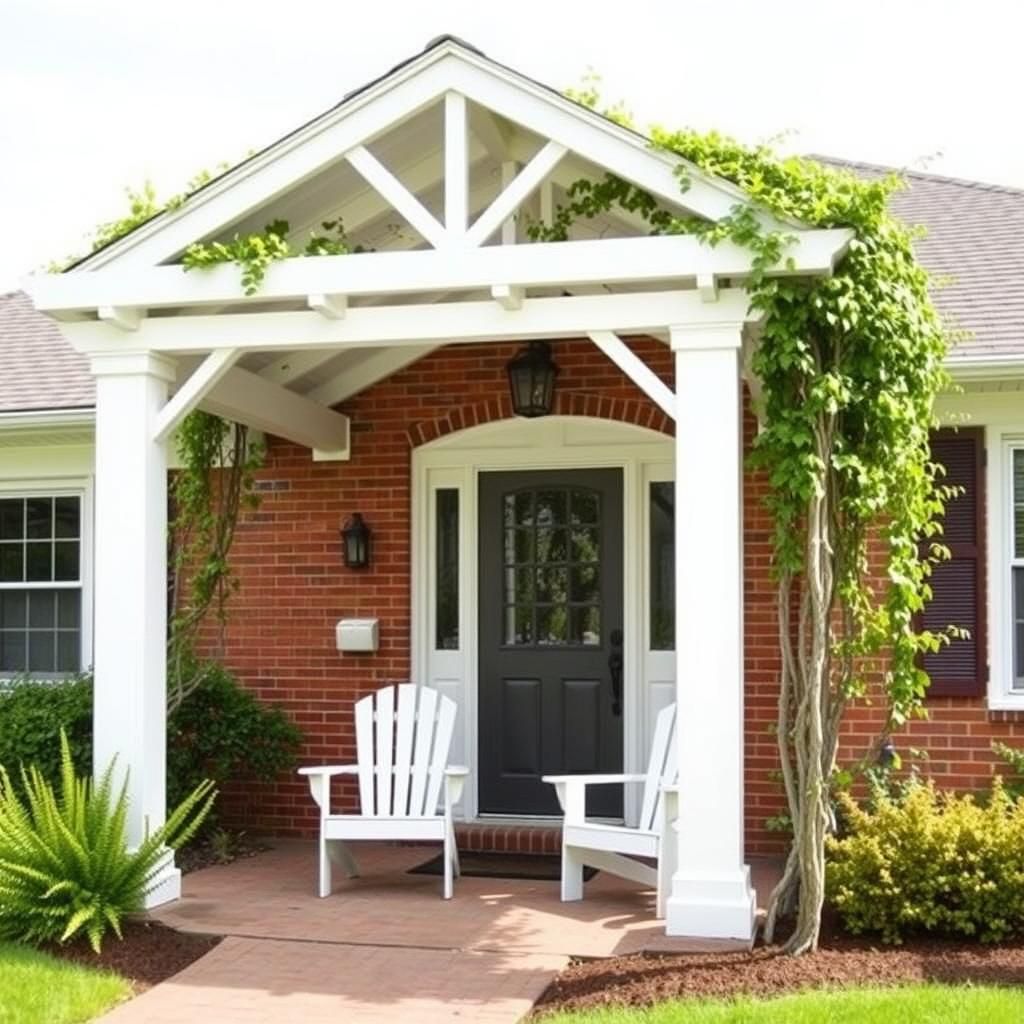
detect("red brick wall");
top-left (212, 337), bottom-right (1022, 854)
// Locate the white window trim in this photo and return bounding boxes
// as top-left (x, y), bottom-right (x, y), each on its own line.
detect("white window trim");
top-left (0, 477), bottom-right (94, 681)
top-left (988, 435), bottom-right (1024, 708)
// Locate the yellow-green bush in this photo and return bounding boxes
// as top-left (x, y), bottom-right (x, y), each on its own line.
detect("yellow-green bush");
top-left (826, 779), bottom-right (1024, 943)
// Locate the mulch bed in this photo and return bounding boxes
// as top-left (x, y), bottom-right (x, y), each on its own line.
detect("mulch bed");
top-left (48, 920), bottom-right (220, 993)
top-left (177, 833), bottom-right (270, 874)
top-left (533, 931), bottom-right (1024, 1016)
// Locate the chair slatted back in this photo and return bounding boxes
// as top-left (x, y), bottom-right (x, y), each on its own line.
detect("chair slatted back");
top-left (353, 683), bottom-right (457, 817)
top-left (638, 703), bottom-right (677, 833)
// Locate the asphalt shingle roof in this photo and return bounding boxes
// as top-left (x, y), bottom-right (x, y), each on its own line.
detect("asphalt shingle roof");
top-left (817, 157), bottom-right (1024, 361)
top-left (0, 290), bottom-right (94, 413)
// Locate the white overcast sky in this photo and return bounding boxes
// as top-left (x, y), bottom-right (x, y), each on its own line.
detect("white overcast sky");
top-left (2, 0), bottom-right (1022, 292)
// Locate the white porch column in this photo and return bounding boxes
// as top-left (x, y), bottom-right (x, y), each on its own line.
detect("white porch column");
top-left (90, 352), bottom-right (180, 907)
top-left (665, 322), bottom-right (756, 941)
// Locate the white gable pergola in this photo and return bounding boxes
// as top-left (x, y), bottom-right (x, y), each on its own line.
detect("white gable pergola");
top-left (28, 36), bottom-right (850, 940)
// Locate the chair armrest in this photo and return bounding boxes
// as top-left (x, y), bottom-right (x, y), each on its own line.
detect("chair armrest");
top-left (542, 773), bottom-right (647, 787)
top-left (298, 765), bottom-right (359, 813)
top-left (297, 765), bottom-right (359, 777)
top-left (444, 766), bottom-right (469, 807)
top-left (543, 774), bottom-right (648, 823)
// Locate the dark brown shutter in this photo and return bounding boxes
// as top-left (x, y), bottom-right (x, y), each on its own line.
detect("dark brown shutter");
top-left (921, 428), bottom-right (987, 697)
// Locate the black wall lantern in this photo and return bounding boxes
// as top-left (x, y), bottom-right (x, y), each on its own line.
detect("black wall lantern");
top-left (506, 341), bottom-right (559, 418)
top-left (341, 513), bottom-right (371, 569)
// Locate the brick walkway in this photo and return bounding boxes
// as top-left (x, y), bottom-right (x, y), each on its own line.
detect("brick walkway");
top-left (101, 841), bottom-right (780, 1023)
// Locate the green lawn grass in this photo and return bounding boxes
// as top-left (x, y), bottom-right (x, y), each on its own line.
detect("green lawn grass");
top-left (0, 942), bottom-right (130, 1024)
top-left (546, 984), bottom-right (1024, 1024)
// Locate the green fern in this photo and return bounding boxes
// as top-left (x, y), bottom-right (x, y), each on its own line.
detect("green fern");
top-left (0, 730), bottom-right (214, 952)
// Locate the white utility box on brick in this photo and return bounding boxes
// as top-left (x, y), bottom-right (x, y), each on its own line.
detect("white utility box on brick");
top-left (335, 618), bottom-right (379, 653)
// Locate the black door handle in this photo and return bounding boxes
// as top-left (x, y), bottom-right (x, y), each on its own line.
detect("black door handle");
top-left (608, 628), bottom-right (623, 717)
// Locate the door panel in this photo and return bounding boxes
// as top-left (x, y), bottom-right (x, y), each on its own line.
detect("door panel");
top-left (478, 468), bottom-right (624, 817)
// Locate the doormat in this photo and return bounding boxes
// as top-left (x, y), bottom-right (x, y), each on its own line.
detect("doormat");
top-left (408, 851), bottom-right (597, 883)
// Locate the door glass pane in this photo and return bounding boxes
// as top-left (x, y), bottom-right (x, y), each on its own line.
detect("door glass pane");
top-left (502, 485), bottom-right (602, 647)
top-left (569, 605), bottom-right (601, 645)
top-left (650, 481), bottom-right (675, 650)
top-left (435, 489), bottom-right (459, 650)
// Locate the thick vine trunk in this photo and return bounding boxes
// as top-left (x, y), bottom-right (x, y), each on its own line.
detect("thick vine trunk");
top-left (764, 410), bottom-right (845, 953)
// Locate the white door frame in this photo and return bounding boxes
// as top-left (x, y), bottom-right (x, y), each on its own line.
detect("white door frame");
top-left (411, 415), bottom-right (674, 823)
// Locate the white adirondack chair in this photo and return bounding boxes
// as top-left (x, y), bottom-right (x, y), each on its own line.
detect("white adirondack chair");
top-left (544, 702), bottom-right (678, 916)
top-left (298, 683), bottom-right (468, 899)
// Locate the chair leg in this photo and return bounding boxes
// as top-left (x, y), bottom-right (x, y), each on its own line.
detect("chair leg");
top-left (442, 827), bottom-right (454, 900)
top-left (318, 837), bottom-right (332, 899)
top-left (561, 844), bottom-right (585, 902)
top-left (447, 820), bottom-right (461, 879)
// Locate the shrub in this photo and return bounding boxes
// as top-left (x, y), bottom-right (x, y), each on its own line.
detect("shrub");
top-left (0, 669), bottom-right (302, 828)
top-left (827, 779), bottom-right (1024, 943)
top-left (0, 676), bottom-right (92, 792)
top-left (166, 664), bottom-right (302, 819)
top-left (0, 732), bottom-right (214, 952)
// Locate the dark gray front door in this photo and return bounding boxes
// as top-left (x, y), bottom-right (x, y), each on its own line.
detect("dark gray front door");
top-left (478, 468), bottom-right (625, 817)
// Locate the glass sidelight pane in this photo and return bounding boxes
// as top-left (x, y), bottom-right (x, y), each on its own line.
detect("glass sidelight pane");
top-left (650, 481), bottom-right (675, 650)
top-left (435, 489), bottom-right (460, 650)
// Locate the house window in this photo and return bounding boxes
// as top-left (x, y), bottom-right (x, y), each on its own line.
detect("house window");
top-left (0, 495), bottom-right (83, 676)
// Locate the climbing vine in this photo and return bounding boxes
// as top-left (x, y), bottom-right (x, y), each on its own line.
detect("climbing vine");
top-left (167, 413), bottom-right (263, 713)
top-left (541, 97), bottom-right (953, 954)
top-left (182, 217), bottom-right (355, 295)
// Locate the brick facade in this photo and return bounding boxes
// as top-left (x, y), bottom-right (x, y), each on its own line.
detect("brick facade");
top-left (213, 337), bottom-right (1021, 854)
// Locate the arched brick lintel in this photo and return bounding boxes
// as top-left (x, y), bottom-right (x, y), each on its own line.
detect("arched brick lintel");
top-left (407, 391), bottom-right (675, 448)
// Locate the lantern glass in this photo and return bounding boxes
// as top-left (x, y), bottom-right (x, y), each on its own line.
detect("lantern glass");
top-left (342, 513), bottom-right (371, 569)
top-left (507, 341), bottom-right (558, 418)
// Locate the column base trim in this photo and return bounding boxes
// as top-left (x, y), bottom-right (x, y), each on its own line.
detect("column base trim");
top-left (143, 860), bottom-right (181, 909)
top-left (665, 864), bottom-right (756, 943)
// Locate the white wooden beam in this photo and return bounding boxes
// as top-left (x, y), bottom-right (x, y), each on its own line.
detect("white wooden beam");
top-left (540, 180), bottom-right (554, 229)
top-left (466, 141), bottom-right (567, 247)
top-left (61, 288), bottom-right (756, 357)
top-left (307, 345), bottom-right (437, 406)
top-left (152, 348), bottom-right (239, 442)
top-left (491, 284), bottom-right (524, 311)
top-left (500, 162), bottom-right (518, 245)
top-left (201, 367), bottom-right (350, 454)
top-left (308, 293), bottom-right (347, 319)
top-left (444, 92), bottom-right (469, 238)
top-left (697, 274), bottom-right (718, 303)
top-left (98, 305), bottom-right (141, 332)
top-left (258, 349), bottom-right (340, 388)
top-left (588, 331), bottom-right (675, 419)
top-left (346, 145), bottom-right (448, 249)
top-left (32, 231), bottom-right (852, 317)
top-left (444, 57), bottom-right (787, 230)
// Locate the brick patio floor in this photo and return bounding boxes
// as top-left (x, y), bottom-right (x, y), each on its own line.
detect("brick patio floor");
top-left (100, 841), bottom-right (781, 1023)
